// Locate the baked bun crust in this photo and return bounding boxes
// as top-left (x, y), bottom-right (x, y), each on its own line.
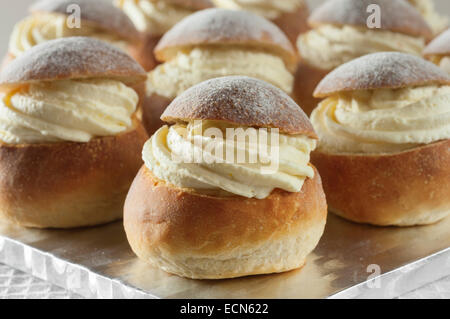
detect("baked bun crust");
top-left (272, 2), bottom-right (310, 45)
top-left (0, 37), bottom-right (147, 90)
top-left (127, 34), bottom-right (161, 72)
top-left (124, 166), bottom-right (327, 279)
top-left (309, 0), bottom-right (432, 40)
top-left (314, 52), bottom-right (450, 98)
top-left (0, 119), bottom-right (148, 229)
top-left (162, 76), bottom-right (316, 137)
top-left (31, 0), bottom-right (140, 42)
top-left (423, 29), bottom-right (450, 57)
top-left (154, 8), bottom-right (298, 70)
top-left (311, 140), bottom-right (450, 226)
top-left (142, 93), bottom-right (172, 135)
top-left (293, 61), bottom-right (329, 116)
top-left (0, 37), bottom-right (148, 228)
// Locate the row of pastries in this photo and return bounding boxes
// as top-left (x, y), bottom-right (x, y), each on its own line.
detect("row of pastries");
top-left (0, 0), bottom-right (448, 280)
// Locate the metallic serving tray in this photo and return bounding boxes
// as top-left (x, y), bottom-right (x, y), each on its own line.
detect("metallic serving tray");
top-left (0, 214), bottom-right (449, 299)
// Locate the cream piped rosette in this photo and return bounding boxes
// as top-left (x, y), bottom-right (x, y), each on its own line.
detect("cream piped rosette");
top-left (212, 0), bottom-right (304, 20)
top-left (0, 79), bottom-right (138, 144)
top-left (147, 47), bottom-right (294, 99)
top-left (143, 120), bottom-right (316, 199)
top-left (147, 8), bottom-right (296, 99)
top-left (298, 25), bottom-right (425, 71)
top-left (309, 52), bottom-right (450, 226)
top-left (9, 14), bottom-right (128, 57)
top-left (311, 85), bottom-right (450, 154)
top-left (0, 37), bottom-right (148, 229)
top-left (293, 0), bottom-right (433, 116)
top-left (115, 0), bottom-right (197, 36)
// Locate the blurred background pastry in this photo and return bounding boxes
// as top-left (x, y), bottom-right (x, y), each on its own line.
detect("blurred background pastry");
top-left (0, 37), bottom-right (148, 228)
top-left (124, 76), bottom-right (327, 279)
top-left (424, 28), bottom-right (450, 74)
top-left (294, 0), bottom-right (433, 116)
top-left (211, 0), bottom-right (310, 44)
top-left (408, 0), bottom-right (448, 36)
top-left (310, 52), bottom-right (450, 226)
top-left (142, 8), bottom-right (297, 135)
top-left (2, 0), bottom-right (141, 70)
top-left (115, 0), bottom-right (213, 71)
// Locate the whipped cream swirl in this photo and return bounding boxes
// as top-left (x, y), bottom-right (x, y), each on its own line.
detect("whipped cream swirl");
top-left (116, 0), bottom-right (194, 35)
top-left (311, 86), bottom-right (450, 154)
top-left (143, 121), bottom-right (316, 199)
top-left (298, 25), bottom-right (425, 71)
top-left (9, 13), bottom-right (128, 57)
top-left (0, 79), bottom-right (138, 144)
top-left (147, 47), bottom-right (293, 99)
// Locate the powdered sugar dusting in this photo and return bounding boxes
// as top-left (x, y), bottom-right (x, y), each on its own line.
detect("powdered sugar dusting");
top-left (309, 0), bottom-right (432, 39)
top-left (162, 76), bottom-right (316, 137)
top-left (315, 52), bottom-right (450, 97)
top-left (31, 0), bottom-right (139, 41)
top-left (0, 37), bottom-right (146, 86)
top-left (156, 8), bottom-right (295, 62)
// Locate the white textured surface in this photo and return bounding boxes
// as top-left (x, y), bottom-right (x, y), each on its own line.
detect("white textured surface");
top-left (400, 276), bottom-right (450, 299)
top-left (0, 263), bottom-right (81, 299)
top-left (1, 262), bottom-right (449, 299)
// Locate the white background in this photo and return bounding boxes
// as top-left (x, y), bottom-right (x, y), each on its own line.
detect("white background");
top-left (0, 0), bottom-right (449, 58)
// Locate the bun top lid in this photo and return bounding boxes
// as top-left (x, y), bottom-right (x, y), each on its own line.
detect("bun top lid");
top-left (154, 8), bottom-right (297, 70)
top-left (314, 52), bottom-right (450, 98)
top-left (31, 0), bottom-right (140, 42)
top-left (309, 0), bottom-right (433, 40)
top-left (161, 76), bottom-right (317, 138)
top-left (0, 37), bottom-right (147, 89)
top-left (424, 28), bottom-right (450, 57)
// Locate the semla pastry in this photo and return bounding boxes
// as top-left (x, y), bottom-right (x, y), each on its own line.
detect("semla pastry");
top-left (143, 8), bottom-right (297, 135)
top-left (424, 29), bottom-right (450, 74)
top-left (310, 52), bottom-right (450, 226)
top-left (407, 0), bottom-right (448, 36)
top-left (115, 0), bottom-right (213, 71)
top-left (0, 37), bottom-right (148, 228)
top-left (3, 0), bottom-right (141, 70)
top-left (124, 76), bottom-right (327, 279)
top-left (211, 0), bottom-right (310, 44)
top-left (295, 0), bottom-right (433, 116)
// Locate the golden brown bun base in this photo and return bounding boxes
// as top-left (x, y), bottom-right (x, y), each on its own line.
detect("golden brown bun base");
top-left (311, 140), bottom-right (450, 226)
top-left (142, 93), bottom-right (172, 135)
top-left (0, 119), bottom-right (148, 229)
top-left (273, 3), bottom-right (310, 45)
top-left (293, 62), bottom-right (329, 116)
top-left (124, 166), bottom-right (327, 279)
top-left (128, 35), bottom-right (162, 72)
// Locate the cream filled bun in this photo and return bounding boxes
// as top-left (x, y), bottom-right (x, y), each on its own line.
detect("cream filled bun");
top-left (408, 0), bottom-right (448, 36)
top-left (0, 37), bottom-right (148, 229)
top-left (310, 52), bottom-right (450, 227)
top-left (424, 29), bottom-right (450, 74)
top-left (142, 8), bottom-right (297, 135)
top-left (294, 0), bottom-right (433, 116)
top-left (124, 76), bottom-right (327, 279)
top-left (212, 0), bottom-right (310, 44)
top-left (115, 0), bottom-right (213, 71)
top-left (2, 0), bottom-right (147, 71)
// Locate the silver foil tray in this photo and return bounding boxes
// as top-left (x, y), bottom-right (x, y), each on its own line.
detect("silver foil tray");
top-left (0, 214), bottom-right (449, 299)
